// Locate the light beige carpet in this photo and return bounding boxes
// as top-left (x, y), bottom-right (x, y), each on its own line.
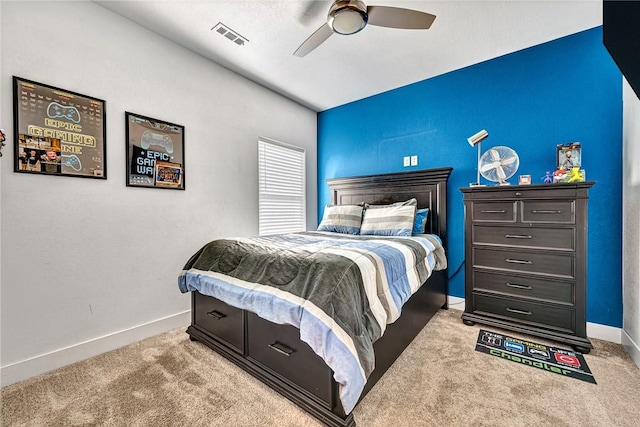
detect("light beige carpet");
top-left (2, 309), bottom-right (640, 426)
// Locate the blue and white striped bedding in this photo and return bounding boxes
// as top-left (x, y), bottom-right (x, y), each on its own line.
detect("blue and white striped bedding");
top-left (178, 231), bottom-right (446, 414)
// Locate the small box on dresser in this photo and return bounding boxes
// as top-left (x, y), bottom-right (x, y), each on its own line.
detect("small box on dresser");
top-left (460, 182), bottom-right (595, 353)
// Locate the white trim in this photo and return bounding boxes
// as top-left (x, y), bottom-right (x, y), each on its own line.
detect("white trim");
top-left (586, 321), bottom-right (622, 344)
top-left (258, 136), bottom-right (305, 153)
top-left (0, 310), bottom-right (190, 387)
top-left (447, 295), bottom-right (466, 311)
top-left (622, 329), bottom-right (640, 369)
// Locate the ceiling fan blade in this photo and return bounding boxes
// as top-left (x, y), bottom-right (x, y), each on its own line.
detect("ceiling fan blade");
top-left (367, 6), bottom-right (436, 29)
top-left (294, 23), bottom-right (333, 57)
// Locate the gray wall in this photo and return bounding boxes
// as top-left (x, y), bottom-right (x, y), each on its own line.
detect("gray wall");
top-left (623, 78), bottom-right (640, 366)
top-left (0, 1), bottom-right (317, 384)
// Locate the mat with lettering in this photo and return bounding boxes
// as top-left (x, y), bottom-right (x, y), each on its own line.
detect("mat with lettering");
top-left (475, 329), bottom-right (596, 384)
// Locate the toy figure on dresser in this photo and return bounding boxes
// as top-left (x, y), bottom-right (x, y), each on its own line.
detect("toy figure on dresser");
top-left (568, 167), bottom-right (585, 183)
top-left (561, 149), bottom-right (576, 169)
top-left (542, 171), bottom-right (553, 183)
top-left (553, 167), bottom-right (568, 183)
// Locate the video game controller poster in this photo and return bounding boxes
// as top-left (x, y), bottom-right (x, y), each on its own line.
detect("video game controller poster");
top-left (12, 76), bottom-right (106, 179)
top-left (125, 112), bottom-right (184, 190)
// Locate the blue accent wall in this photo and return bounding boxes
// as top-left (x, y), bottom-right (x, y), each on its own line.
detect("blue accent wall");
top-left (317, 27), bottom-right (623, 327)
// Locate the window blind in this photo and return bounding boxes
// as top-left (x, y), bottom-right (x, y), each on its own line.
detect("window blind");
top-left (258, 138), bottom-right (306, 235)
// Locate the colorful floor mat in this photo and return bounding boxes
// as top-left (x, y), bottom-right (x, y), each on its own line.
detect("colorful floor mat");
top-left (475, 329), bottom-right (596, 384)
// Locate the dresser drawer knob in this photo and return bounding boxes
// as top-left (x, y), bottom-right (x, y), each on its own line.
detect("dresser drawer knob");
top-left (505, 282), bottom-right (533, 290)
top-left (506, 307), bottom-right (532, 316)
top-left (531, 210), bottom-right (562, 214)
top-left (481, 209), bottom-right (507, 213)
top-left (207, 310), bottom-right (227, 320)
top-left (268, 341), bottom-right (296, 357)
top-left (505, 258), bottom-right (533, 265)
top-left (505, 234), bottom-right (532, 239)
top-left (515, 192), bottom-right (522, 196)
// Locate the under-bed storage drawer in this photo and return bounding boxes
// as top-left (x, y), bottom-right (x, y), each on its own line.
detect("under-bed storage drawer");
top-left (194, 292), bottom-right (244, 353)
top-left (247, 312), bottom-right (334, 408)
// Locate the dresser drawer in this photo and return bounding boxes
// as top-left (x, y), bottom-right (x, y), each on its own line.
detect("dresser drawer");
top-left (472, 293), bottom-right (575, 333)
top-left (473, 271), bottom-right (574, 305)
top-left (194, 292), bottom-right (244, 353)
top-left (473, 225), bottom-right (575, 251)
top-left (473, 247), bottom-right (574, 278)
top-left (521, 200), bottom-right (575, 224)
top-left (471, 201), bottom-right (516, 222)
top-left (247, 313), bottom-right (333, 408)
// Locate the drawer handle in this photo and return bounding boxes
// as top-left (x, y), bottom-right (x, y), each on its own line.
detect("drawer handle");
top-left (207, 310), bottom-right (227, 320)
top-left (505, 282), bottom-right (533, 290)
top-left (505, 234), bottom-right (532, 239)
top-left (531, 210), bottom-right (562, 214)
top-left (268, 341), bottom-right (296, 357)
top-left (505, 258), bottom-right (533, 265)
top-left (506, 307), bottom-right (532, 316)
top-left (481, 210), bottom-right (507, 213)
top-left (515, 192), bottom-right (522, 196)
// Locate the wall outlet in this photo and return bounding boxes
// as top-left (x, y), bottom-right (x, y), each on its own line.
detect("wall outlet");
top-left (403, 156), bottom-right (410, 167)
top-left (410, 155), bottom-right (418, 166)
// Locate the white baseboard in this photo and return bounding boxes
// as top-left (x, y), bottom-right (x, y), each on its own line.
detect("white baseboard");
top-left (445, 296), bottom-right (622, 344)
top-left (622, 329), bottom-right (640, 369)
top-left (586, 321), bottom-right (622, 344)
top-left (0, 310), bottom-right (190, 388)
top-left (447, 295), bottom-right (465, 311)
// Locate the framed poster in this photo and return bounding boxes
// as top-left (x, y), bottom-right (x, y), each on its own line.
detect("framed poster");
top-left (125, 112), bottom-right (185, 190)
top-left (13, 76), bottom-right (106, 178)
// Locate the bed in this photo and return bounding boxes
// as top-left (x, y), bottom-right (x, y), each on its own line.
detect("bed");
top-left (178, 167), bottom-right (452, 427)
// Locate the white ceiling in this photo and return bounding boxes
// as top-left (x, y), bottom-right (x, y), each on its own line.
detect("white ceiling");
top-left (96, 1), bottom-right (602, 112)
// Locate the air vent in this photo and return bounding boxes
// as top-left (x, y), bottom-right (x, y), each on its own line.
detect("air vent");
top-left (211, 22), bottom-right (248, 46)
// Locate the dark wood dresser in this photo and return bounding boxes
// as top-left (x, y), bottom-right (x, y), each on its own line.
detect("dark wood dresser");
top-left (460, 182), bottom-right (595, 353)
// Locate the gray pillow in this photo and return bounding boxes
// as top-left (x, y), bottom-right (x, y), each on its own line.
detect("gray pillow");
top-left (360, 203), bottom-right (416, 236)
top-left (317, 204), bottom-right (364, 235)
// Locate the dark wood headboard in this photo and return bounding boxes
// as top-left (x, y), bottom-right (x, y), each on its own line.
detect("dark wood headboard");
top-left (326, 167), bottom-right (453, 240)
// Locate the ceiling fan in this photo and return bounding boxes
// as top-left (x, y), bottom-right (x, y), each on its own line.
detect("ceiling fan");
top-left (294, 0), bottom-right (436, 57)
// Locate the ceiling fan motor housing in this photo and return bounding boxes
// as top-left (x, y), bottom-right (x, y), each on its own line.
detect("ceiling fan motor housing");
top-left (329, 0), bottom-right (368, 35)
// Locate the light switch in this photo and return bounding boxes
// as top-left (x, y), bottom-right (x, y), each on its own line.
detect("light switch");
top-left (411, 155), bottom-right (418, 166)
top-left (403, 156), bottom-right (410, 167)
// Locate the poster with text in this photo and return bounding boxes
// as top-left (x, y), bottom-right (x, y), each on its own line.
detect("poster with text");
top-left (126, 112), bottom-right (185, 190)
top-left (13, 77), bottom-right (106, 178)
